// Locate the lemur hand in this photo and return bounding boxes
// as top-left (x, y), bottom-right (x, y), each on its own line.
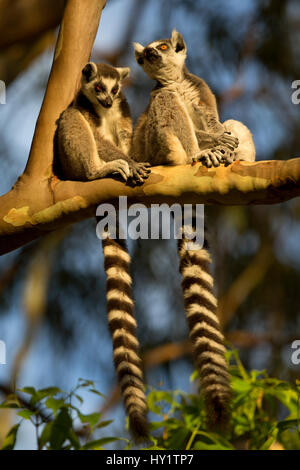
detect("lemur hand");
top-left (110, 159), bottom-right (132, 181)
top-left (216, 132), bottom-right (239, 151)
top-left (129, 162), bottom-right (151, 185)
top-left (193, 145), bottom-right (234, 168)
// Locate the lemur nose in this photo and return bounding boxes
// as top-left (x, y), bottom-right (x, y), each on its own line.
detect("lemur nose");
top-left (144, 47), bottom-right (157, 59)
top-left (103, 97), bottom-right (112, 108)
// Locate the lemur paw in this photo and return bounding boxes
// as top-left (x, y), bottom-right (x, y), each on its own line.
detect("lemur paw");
top-left (111, 159), bottom-right (131, 181)
top-left (193, 145), bottom-right (236, 168)
top-left (193, 148), bottom-right (223, 168)
top-left (215, 145), bottom-right (235, 166)
top-left (218, 132), bottom-right (239, 151)
top-left (129, 162), bottom-right (151, 185)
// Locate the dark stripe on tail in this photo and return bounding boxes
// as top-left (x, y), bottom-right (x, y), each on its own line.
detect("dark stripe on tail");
top-left (101, 236), bottom-right (148, 439)
top-left (178, 214), bottom-right (231, 428)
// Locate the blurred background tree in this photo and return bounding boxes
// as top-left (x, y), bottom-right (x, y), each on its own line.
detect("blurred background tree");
top-left (0, 0), bottom-right (299, 449)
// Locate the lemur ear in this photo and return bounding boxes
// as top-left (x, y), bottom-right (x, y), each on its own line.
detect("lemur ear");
top-left (116, 67), bottom-right (130, 81)
top-left (170, 29), bottom-right (186, 53)
top-left (133, 42), bottom-right (145, 65)
top-left (82, 62), bottom-right (98, 82)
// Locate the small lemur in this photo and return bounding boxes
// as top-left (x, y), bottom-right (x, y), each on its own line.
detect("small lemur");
top-left (132, 30), bottom-right (256, 427)
top-left (56, 63), bottom-right (150, 439)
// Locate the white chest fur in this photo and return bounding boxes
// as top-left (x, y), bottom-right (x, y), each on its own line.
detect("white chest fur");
top-left (164, 80), bottom-right (203, 136)
top-left (165, 80), bottom-right (202, 128)
top-left (97, 105), bottom-right (121, 146)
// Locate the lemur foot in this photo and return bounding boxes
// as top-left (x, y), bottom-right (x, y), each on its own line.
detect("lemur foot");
top-left (193, 145), bottom-right (235, 168)
top-left (129, 162), bottom-right (151, 185)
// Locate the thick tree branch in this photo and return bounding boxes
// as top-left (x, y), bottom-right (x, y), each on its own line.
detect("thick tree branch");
top-left (0, 0), bottom-right (299, 257)
top-left (1, 158), bottom-right (300, 255)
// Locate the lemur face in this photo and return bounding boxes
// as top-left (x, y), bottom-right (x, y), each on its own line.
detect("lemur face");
top-left (81, 63), bottom-right (130, 110)
top-left (133, 29), bottom-right (186, 82)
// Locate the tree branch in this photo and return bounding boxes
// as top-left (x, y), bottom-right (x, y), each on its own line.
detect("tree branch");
top-left (0, 0), bottom-right (299, 257)
top-left (1, 158), bottom-right (300, 255)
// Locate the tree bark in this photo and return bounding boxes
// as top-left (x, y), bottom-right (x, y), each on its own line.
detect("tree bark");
top-left (0, 0), bottom-right (300, 257)
top-left (1, 158), bottom-right (300, 255)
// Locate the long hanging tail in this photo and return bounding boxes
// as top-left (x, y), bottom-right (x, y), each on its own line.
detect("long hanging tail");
top-left (177, 214), bottom-right (231, 428)
top-left (101, 234), bottom-right (148, 439)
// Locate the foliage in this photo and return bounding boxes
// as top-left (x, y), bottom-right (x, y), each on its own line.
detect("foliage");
top-left (0, 379), bottom-right (124, 450)
top-left (0, 350), bottom-right (299, 450)
top-left (144, 349), bottom-right (300, 451)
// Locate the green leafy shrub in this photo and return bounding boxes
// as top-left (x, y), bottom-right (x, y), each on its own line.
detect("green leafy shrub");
top-left (0, 350), bottom-right (299, 450)
top-left (0, 379), bottom-right (123, 450)
top-left (145, 349), bottom-right (300, 450)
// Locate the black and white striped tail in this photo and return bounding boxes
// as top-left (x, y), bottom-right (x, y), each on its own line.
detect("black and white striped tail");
top-left (178, 222), bottom-right (231, 428)
top-left (101, 235), bottom-right (148, 439)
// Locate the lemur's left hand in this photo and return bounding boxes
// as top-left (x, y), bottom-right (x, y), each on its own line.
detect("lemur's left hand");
top-left (129, 162), bottom-right (151, 185)
top-left (216, 131), bottom-right (239, 151)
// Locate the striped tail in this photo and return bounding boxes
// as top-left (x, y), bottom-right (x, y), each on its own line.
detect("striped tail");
top-left (178, 222), bottom-right (231, 428)
top-left (101, 235), bottom-right (148, 440)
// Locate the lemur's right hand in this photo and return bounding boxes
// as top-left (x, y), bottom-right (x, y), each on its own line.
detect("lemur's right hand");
top-left (110, 159), bottom-right (132, 181)
top-left (216, 132), bottom-right (239, 150)
top-left (129, 162), bottom-right (151, 185)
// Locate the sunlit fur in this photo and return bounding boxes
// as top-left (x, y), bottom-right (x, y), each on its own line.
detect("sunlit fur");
top-left (131, 29), bottom-right (257, 428)
top-left (56, 63), bottom-right (150, 440)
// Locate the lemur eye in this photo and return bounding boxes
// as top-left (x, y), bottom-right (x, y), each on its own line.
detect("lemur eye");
top-left (112, 87), bottom-right (118, 95)
top-left (95, 84), bottom-right (104, 92)
top-left (160, 44), bottom-right (168, 50)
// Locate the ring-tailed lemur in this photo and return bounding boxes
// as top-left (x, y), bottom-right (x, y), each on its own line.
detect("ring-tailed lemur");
top-left (132, 30), bottom-right (256, 427)
top-left (56, 62), bottom-right (150, 439)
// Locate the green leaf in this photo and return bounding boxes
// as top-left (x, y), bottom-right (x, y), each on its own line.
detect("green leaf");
top-left (74, 394), bottom-right (83, 404)
top-left (39, 422), bottom-right (53, 449)
top-left (0, 401), bottom-right (20, 409)
top-left (96, 419), bottom-right (114, 429)
top-left (50, 407), bottom-right (73, 450)
top-left (277, 419), bottom-right (300, 432)
top-left (68, 429), bottom-right (80, 450)
top-left (147, 390), bottom-right (174, 415)
top-left (45, 397), bottom-right (66, 416)
top-left (189, 370), bottom-right (198, 383)
top-left (88, 388), bottom-right (106, 399)
top-left (81, 437), bottom-right (120, 450)
top-left (78, 411), bottom-right (102, 428)
top-left (1, 424), bottom-right (20, 450)
top-left (17, 409), bottom-right (35, 419)
top-left (78, 379), bottom-right (95, 388)
top-left (166, 426), bottom-right (190, 450)
top-left (231, 349), bottom-right (249, 381)
top-left (38, 387), bottom-right (62, 396)
top-left (231, 377), bottom-right (252, 394)
top-left (194, 442), bottom-right (232, 450)
top-left (31, 387), bottom-right (62, 406)
top-left (18, 387), bottom-right (36, 396)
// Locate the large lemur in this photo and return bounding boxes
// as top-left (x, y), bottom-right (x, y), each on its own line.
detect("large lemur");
top-left (132, 30), bottom-right (256, 427)
top-left (56, 63), bottom-right (150, 439)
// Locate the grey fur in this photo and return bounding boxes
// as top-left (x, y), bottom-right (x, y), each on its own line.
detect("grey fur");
top-left (132, 29), bottom-right (257, 429)
top-left (132, 29), bottom-right (256, 167)
top-left (56, 63), bottom-right (151, 440)
top-left (57, 62), bottom-right (150, 184)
